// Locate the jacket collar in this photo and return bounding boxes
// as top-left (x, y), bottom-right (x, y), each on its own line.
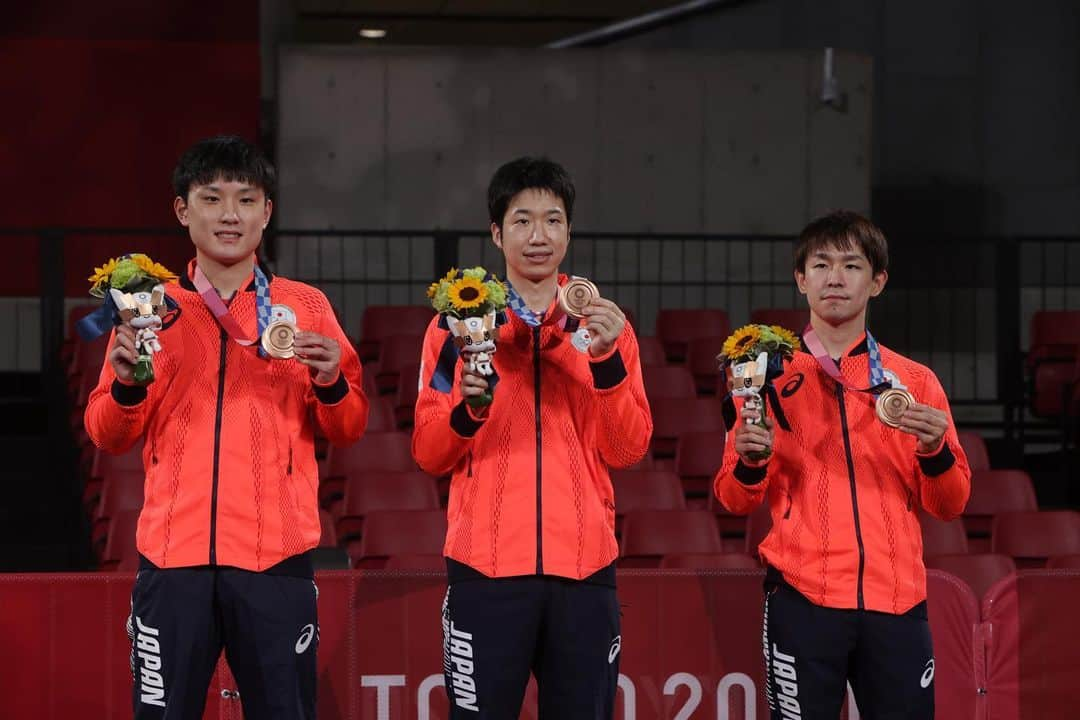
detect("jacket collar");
top-left (179, 257), bottom-right (275, 292)
top-left (796, 330), bottom-right (870, 358)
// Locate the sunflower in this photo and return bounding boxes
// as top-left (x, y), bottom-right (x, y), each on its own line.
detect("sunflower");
top-left (88, 257), bottom-right (119, 287)
top-left (131, 254), bottom-right (179, 283)
top-left (447, 276), bottom-right (489, 311)
top-left (721, 325), bottom-right (763, 360)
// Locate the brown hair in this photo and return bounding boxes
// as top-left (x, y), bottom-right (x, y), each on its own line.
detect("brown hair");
top-left (794, 210), bottom-right (889, 276)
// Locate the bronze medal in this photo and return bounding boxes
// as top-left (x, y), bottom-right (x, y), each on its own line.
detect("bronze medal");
top-left (261, 321), bottom-right (296, 359)
top-left (558, 277), bottom-right (599, 319)
top-left (876, 387), bottom-right (914, 428)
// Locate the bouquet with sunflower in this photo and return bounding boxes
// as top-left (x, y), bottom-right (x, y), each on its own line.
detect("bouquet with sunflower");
top-left (427, 267), bottom-right (508, 407)
top-left (718, 324), bottom-right (801, 460)
top-left (80, 253), bottom-right (180, 385)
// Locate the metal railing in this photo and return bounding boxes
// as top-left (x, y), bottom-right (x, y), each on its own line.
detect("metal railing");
top-left (5, 227), bottom-right (1079, 422)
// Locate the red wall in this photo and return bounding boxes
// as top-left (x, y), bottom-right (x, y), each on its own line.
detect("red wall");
top-left (4, 569), bottom-right (1078, 719)
top-left (0, 2), bottom-right (260, 295)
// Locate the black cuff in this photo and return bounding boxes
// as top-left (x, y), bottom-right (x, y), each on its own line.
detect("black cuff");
top-left (313, 373), bottom-right (349, 405)
top-left (590, 349), bottom-right (628, 390)
top-left (918, 442), bottom-right (956, 477)
top-left (111, 379), bottom-right (147, 406)
top-left (734, 460), bottom-right (768, 486)
top-left (450, 401), bottom-right (485, 438)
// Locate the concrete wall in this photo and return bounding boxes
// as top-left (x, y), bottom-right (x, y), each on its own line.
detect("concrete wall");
top-left (614, 0), bottom-right (1080, 237)
top-left (269, 46), bottom-right (873, 359)
top-left (276, 46), bottom-right (872, 233)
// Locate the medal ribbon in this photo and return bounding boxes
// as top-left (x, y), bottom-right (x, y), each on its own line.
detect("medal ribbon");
top-left (192, 263), bottom-right (272, 358)
top-left (802, 325), bottom-right (891, 395)
top-left (505, 281), bottom-right (579, 332)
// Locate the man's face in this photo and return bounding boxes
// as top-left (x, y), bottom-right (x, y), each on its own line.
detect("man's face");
top-left (174, 178), bottom-right (272, 267)
top-left (490, 188), bottom-right (569, 283)
top-left (795, 242), bottom-right (887, 326)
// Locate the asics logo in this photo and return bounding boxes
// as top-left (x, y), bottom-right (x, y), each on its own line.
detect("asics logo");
top-left (295, 624), bottom-right (315, 654)
top-left (608, 635), bottom-right (622, 664)
top-left (920, 659), bottom-right (935, 688)
top-left (781, 373), bottom-right (805, 398)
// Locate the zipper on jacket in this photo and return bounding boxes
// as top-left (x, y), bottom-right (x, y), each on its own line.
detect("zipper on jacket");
top-left (533, 325), bottom-right (543, 575)
top-left (783, 492), bottom-right (792, 520)
top-left (151, 437), bottom-right (158, 466)
top-left (209, 326), bottom-right (228, 565)
top-left (287, 443), bottom-right (293, 475)
top-left (466, 451), bottom-right (473, 478)
top-left (836, 382), bottom-right (866, 610)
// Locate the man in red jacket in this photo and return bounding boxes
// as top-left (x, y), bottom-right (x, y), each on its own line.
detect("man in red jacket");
top-left (715, 210), bottom-right (970, 719)
top-left (85, 136), bottom-right (368, 719)
top-left (413, 157), bottom-right (652, 718)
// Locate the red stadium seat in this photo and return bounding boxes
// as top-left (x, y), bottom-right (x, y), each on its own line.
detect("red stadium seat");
top-left (964, 469), bottom-right (1038, 550)
top-left (956, 431), bottom-right (991, 472)
top-left (1046, 554), bottom-right (1080, 569)
top-left (1026, 310), bottom-right (1080, 418)
top-left (920, 512), bottom-right (969, 556)
top-left (374, 334), bottom-right (424, 395)
top-left (394, 363), bottom-right (421, 428)
top-left (611, 470), bottom-right (686, 534)
top-left (675, 431), bottom-right (726, 501)
top-left (650, 397), bottom-right (726, 458)
top-left (685, 336), bottom-right (726, 395)
top-left (383, 554), bottom-right (446, 572)
top-left (1027, 310), bottom-right (1080, 367)
top-left (92, 470), bottom-right (144, 550)
top-left (749, 308), bottom-right (810, 334)
top-left (705, 492), bottom-right (753, 548)
top-left (100, 509), bottom-right (140, 570)
top-left (924, 553), bottom-right (1016, 599)
top-left (351, 509), bottom-right (447, 568)
top-left (357, 306), bottom-right (434, 363)
top-left (319, 509), bottom-right (337, 547)
top-left (85, 442), bottom-right (144, 512)
top-left (611, 470), bottom-right (686, 513)
top-left (336, 471), bottom-right (440, 541)
top-left (1031, 361), bottom-right (1077, 418)
top-left (365, 396), bottom-right (396, 433)
top-left (744, 501), bottom-right (773, 555)
top-left (659, 552), bottom-right (761, 570)
top-left (642, 365), bottom-right (697, 401)
top-left (321, 432), bottom-right (417, 509)
top-left (992, 511), bottom-right (1080, 568)
top-left (361, 361), bottom-right (379, 399)
top-left (637, 336), bottom-right (667, 367)
top-left (654, 309), bottom-right (731, 363)
top-left (620, 510), bottom-right (722, 567)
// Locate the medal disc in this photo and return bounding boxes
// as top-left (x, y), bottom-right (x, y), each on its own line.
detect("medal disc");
top-left (261, 321), bottom-right (296, 359)
top-left (558, 278), bottom-right (599, 319)
top-left (876, 387), bottom-right (914, 428)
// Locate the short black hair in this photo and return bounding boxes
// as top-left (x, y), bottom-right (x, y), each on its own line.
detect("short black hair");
top-left (794, 210), bottom-right (889, 276)
top-left (172, 135), bottom-right (276, 201)
top-left (487, 157), bottom-right (575, 227)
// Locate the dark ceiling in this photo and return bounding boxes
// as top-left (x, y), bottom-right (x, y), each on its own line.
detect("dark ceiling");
top-left (292, 0), bottom-right (698, 46)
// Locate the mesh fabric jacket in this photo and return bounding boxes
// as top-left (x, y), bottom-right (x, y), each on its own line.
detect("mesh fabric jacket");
top-left (85, 263), bottom-right (368, 571)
